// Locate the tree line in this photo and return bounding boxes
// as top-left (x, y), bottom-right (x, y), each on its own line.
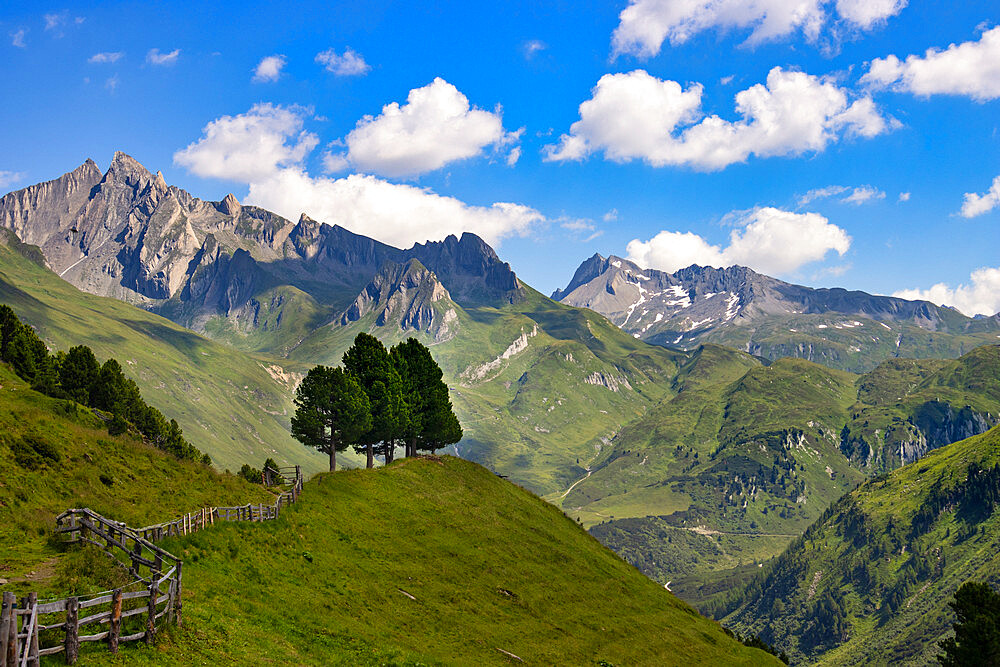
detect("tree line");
top-left (0, 304), bottom-right (208, 463)
top-left (291, 333), bottom-right (462, 471)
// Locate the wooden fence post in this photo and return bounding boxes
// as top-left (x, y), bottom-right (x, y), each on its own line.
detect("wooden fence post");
top-left (65, 596), bottom-right (79, 664)
top-left (174, 562), bottom-right (183, 628)
top-left (1, 591), bottom-right (14, 667)
top-left (26, 592), bottom-right (38, 667)
top-left (145, 579), bottom-right (158, 646)
top-left (130, 540), bottom-right (142, 578)
top-left (108, 589), bottom-right (122, 655)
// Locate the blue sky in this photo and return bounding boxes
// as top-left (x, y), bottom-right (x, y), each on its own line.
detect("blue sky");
top-left (1, 1), bottom-right (999, 315)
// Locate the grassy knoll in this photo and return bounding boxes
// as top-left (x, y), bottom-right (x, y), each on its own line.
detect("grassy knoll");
top-left (72, 456), bottom-right (778, 666)
top-left (0, 364), bottom-right (274, 592)
top-left (722, 425), bottom-right (1000, 665)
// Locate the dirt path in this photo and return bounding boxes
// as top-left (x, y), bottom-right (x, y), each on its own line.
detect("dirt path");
top-left (554, 467), bottom-right (592, 501)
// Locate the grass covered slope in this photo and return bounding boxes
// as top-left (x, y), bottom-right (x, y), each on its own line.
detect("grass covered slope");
top-left (564, 348), bottom-right (865, 587)
top-left (86, 457), bottom-right (778, 666)
top-left (290, 286), bottom-right (685, 495)
top-left (561, 345), bottom-right (1000, 604)
top-left (0, 363), bottom-right (274, 589)
top-left (722, 425), bottom-right (1000, 666)
top-left (0, 228), bottom-right (324, 473)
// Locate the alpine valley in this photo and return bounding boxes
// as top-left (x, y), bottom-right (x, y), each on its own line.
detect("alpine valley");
top-left (3, 154), bottom-right (1000, 663)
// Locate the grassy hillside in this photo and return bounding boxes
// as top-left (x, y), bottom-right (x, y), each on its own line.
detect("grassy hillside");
top-left (840, 345), bottom-right (1000, 471)
top-left (70, 456), bottom-right (777, 666)
top-left (0, 229), bottom-right (325, 473)
top-left (0, 363), bottom-right (774, 664)
top-left (721, 424), bottom-right (1000, 666)
top-left (0, 363), bottom-right (274, 589)
top-left (558, 346), bottom-right (1000, 603)
top-left (288, 286), bottom-right (686, 495)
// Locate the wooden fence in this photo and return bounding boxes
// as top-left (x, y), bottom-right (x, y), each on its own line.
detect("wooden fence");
top-left (0, 465), bottom-right (302, 666)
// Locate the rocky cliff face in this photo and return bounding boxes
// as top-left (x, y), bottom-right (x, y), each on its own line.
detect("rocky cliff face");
top-left (840, 401), bottom-right (998, 470)
top-left (552, 254), bottom-right (1000, 371)
top-left (0, 154), bottom-right (523, 338)
top-left (341, 259), bottom-right (459, 341)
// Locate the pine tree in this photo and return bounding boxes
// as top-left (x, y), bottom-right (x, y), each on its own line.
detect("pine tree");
top-left (291, 365), bottom-right (372, 471)
top-left (390, 337), bottom-right (462, 455)
top-left (59, 345), bottom-right (100, 404)
top-left (939, 581), bottom-right (1000, 665)
top-left (342, 333), bottom-right (410, 468)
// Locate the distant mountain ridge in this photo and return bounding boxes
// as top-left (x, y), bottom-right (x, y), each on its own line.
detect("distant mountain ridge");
top-left (553, 254), bottom-right (1000, 372)
top-left (0, 152), bottom-right (523, 345)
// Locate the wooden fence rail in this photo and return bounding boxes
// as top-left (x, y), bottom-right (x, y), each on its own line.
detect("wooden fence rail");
top-left (0, 466), bottom-right (302, 666)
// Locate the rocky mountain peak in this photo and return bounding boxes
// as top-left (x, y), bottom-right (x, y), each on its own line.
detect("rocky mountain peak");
top-left (104, 151), bottom-right (154, 187)
top-left (78, 158), bottom-right (104, 183)
top-left (218, 193), bottom-right (241, 216)
top-left (409, 232), bottom-right (524, 306)
top-left (552, 253), bottom-right (611, 301)
top-left (341, 258), bottom-right (458, 340)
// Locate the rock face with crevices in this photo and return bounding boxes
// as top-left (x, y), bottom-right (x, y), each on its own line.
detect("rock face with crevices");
top-left (341, 259), bottom-right (460, 341)
top-left (0, 153), bottom-right (524, 340)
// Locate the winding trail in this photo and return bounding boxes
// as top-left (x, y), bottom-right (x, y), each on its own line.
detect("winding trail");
top-left (555, 467), bottom-right (592, 501)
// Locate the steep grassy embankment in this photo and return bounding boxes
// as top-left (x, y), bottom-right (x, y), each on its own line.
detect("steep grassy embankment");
top-left (0, 228), bottom-right (324, 473)
top-left (722, 425), bottom-right (1000, 666)
top-left (0, 363), bottom-right (273, 590)
top-left (70, 456), bottom-right (777, 666)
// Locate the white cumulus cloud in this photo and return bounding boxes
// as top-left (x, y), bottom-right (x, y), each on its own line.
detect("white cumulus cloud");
top-left (315, 48), bottom-right (370, 76)
top-left (147, 48), bottom-right (180, 66)
top-left (626, 207), bottom-right (850, 275)
top-left (336, 77), bottom-right (521, 178)
top-left (612, 0), bottom-right (906, 58)
top-left (898, 191), bottom-right (911, 202)
top-left (174, 103), bottom-right (319, 182)
top-left (834, 0), bottom-right (906, 30)
top-left (173, 104), bottom-right (541, 248)
top-left (88, 51), bottom-right (123, 64)
top-left (247, 170), bottom-right (540, 249)
top-left (544, 67), bottom-right (888, 171)
top-left (862, 26), bottom-right (1000, 101)
top-left (894, 267), bottom-right (1000, 317)
top-left (10, 29), bottom-right (27, 48)
top-left (960, 175), bottom-right (1000, 218)
top-left (253, 55), bottom-right (286, 83)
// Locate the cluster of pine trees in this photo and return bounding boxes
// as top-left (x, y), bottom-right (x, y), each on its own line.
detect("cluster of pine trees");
top-left (291, 333), bottom-right (462, 471)
top-left (0, 304), bottom-right (207, 463)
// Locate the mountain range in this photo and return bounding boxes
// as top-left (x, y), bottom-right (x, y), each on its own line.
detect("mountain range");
top-left (4, 153), bottom-right (1000, 547)
top-left (0, 154), bottom-right (688, 496)
top-left (553, 254), bottom-right (1000, 373)
top-left (4, 154), bottom-right (1000, 662)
